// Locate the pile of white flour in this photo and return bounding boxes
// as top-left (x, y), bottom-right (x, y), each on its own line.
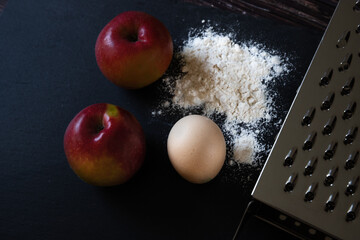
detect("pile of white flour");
top-left (155, 27), bottom-right (289, 165)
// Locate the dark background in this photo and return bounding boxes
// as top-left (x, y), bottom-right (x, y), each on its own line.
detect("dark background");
top-left (185, 0), bottom-right (338, 30)
top-left (0, 0), bottom-right (324, 239)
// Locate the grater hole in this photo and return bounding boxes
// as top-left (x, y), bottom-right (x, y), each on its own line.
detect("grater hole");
top-left (344, 127), bottom-right (358, 145)
top-left (346, 203), bottom-right (358, 222)
top-left (346, 211), bottom-right (356, 222)
top-left (345, 160), bottom-right (355, 170)
top-left (304, 184), bottom-right (317, 202)
top-left (304, 166), bottom-right (314, 176)
top-left (304, 166), bottom-right (315, 176)
top-left (324, 176), bottom-right (335, 186)
top-left (341, 77), bottom-right (355, 95)
top-left (346, 185), bottom-right (356, 195)
top-left (354, 0), bottom-right (360, 12)
top-left (320, 93), bottom-right (335, 111)
top-left (324, 167), bottom-right (338, 186)
top-left (303, 142), bottom-right (312, 151)
top-left (283, 157), bottom-right (293, 166)
top-left (336, 31), bottom-right (350, 48)
top-left (304, 192), bottom-right (315, 202)
top-left (284, 182), bottom-right (294, 192)
top-left (284, 148), bottom-right (297, 167)
top-left (345, 177), bottom-right (359, 196)
top-left (304, 158), bottom-right (317, 176)
top-left (325, 193), bottom-right (338, 212)
top-left (338, 53), bottom-right (352, 72)
top-left (324, 150), bottom-right (334, 160)
top-left (323, 126), bottom-right (332, 135)
top-left (345, 151), bottom-right (359, 170)
top-left (301, 108), bottom-right (315, 126)
top-left (284, 174), bottom-right (297, 192)
top-left (324, 142), bottom-right (337, 160)
top-left (343, 102), bottom-right (356, 120)
top-left (357, 24), bottom-right (360, 33)
top-left (303, 132), bottom-right (317, 151)
top-left (325, 201), bottom-right (335, 212)
top-left (319, 68), bottom-right (333, 86)
top-left (302, 116), bottom-right (312, 126)
top-left (322, 116), bottom-right (337, 135)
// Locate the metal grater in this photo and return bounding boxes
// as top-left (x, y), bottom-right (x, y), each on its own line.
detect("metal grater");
top-left (237, 1), bottom-right (360, 239)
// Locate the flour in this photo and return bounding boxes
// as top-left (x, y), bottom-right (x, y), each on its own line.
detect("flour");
top-left (155, 27), bottom-right (290, 166)
top-left (171, 28), bottom-right (286, 123)
top-left (233, 132), bottom-right (258, 164)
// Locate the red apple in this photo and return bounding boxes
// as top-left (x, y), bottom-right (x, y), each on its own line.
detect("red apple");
top-left (64, 103), bottom-right (146, 186)
top-left (95, 11), bottom-right (173, 89)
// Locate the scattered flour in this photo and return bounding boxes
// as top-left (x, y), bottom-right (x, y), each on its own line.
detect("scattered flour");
top-left (233, 133), bottom-right (258, 164)
top-left (155, 26), bottom-right (289, 166)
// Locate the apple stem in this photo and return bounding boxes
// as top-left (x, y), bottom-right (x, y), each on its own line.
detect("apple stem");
top-left (96, 124), bottom-right (104, 133)
top-left (126, 33), bottom-right (138, 42)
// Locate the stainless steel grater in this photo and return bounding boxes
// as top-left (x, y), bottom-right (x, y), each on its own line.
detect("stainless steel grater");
top-left (236, 0), bottom-right (360, 239)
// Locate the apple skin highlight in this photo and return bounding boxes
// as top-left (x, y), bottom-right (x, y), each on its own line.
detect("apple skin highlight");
top-left (64, 103), bottom-right (146, 186)
top-left (95, 11), bottom-right (173, 89)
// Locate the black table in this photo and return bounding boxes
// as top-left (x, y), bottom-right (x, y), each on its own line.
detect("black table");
top-left (0, 0), bottom-right (322, 239)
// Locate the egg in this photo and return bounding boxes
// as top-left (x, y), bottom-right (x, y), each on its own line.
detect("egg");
top-left (167, 115), bottom-right (226, 184)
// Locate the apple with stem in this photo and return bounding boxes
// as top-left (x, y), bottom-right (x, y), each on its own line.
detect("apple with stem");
top-left (64, 103), bottom-right (146, 186)
top-left (95, 11), bottom-right (173, 89)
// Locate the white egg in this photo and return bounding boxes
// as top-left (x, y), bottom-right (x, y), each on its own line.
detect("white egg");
top-left (167, 115), bottom-right (226, 184)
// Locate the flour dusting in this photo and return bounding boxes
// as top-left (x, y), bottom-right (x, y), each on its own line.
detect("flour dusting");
top-left (153, 26), bottom-right (290, 167)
